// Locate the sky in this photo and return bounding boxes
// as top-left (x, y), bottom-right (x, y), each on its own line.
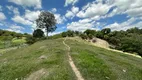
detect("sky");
top-left (0, 0), bottom-right (142, 35)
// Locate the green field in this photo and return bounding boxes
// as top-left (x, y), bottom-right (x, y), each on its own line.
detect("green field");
top-left (65, 38), bottom-right (142, 80)
top-left (0, 38), bottom-right (142, 80)
top-left (0, 39), bottom-right (76, 80)
top-left (0, 38), bottom-right (26, 49)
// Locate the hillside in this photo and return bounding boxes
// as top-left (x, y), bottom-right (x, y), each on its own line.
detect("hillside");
top-left (0, 38), bottom-right (142, 80)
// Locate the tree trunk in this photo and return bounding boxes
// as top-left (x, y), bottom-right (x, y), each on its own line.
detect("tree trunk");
top-left (46, 27), bottom-right (48, 37)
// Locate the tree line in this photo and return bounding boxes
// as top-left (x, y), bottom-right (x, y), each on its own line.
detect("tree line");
top-left (49, 27), bottom-right (142, 56)
top-left (0, 29), bottom-right (29, 41)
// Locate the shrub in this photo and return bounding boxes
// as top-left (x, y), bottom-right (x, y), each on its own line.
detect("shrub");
top-left (80, 34), bottom-right (87, 40)
top-left (33, 29), bottom-right (44, 38)
top-left (62, 32), bottom-right (67, 37)
top-left (26, 36), bottom-right (37, 44)
top-left (88, 34), bottom-right (93, 39)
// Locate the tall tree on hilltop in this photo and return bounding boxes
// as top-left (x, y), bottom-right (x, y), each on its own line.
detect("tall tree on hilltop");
top-left (36, 11), bottom-right (57, 37)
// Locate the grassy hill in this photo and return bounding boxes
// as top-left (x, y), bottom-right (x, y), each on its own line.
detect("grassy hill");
top-left (0, 38), bottom-right (142, 80)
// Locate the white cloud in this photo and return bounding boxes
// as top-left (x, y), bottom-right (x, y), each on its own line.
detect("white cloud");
top-left (65, 6), bottom-right (79, 19)
top-left (25, 10), bottom-right (40, 21)
top-left (69, 0), bottom-right (142, 31)
top-left (107, 8), bottom-right (118, 17)
top-left (64, 0), bottom-right (79, 7)
top-left (107, 0), bottom-right (142, 18)
top-left (6, 5), bottom-right (20, 15)
top-left (51, 8), bottom-right (57, 13)
top-left (104, 18), bottom-right (141, 31)
top-left (77, 2), bottom-right (111, 18)
top-left (55, 14), bottom-right (66, 24)
top-left (67, 18), bottom-right (99, 31)
top-left (71, 6), bottom-right (79, 14)
top-left (8, 0), bottom-right (42, 9)
top-left (48, 31), bottom-right (62, 36)
top-left (0, 12), bottom-right (6, 20)
top-left (10, 25), bottom-right (25, 30)
top-left (125, 7), bottom-right (142, 17)
top-left (12, 15), bottom-right (33, 25)
top-left (65, 10), bottom-right (74, 18)
top-left (7, 25), bottom-right (25, 33)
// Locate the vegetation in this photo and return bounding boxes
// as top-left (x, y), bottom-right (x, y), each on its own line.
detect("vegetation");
top-left (33, 29), bottom-right (45, 38)
top-left (0, 38), bottom-right (141, 80)
top-left (36, 11), bottom-right (57, 36)
top-left (56, 27), bottom-right (142, 56)
top-left (65, 38), bottom-right (142, 80)
top-left (0, 10), bottom-right (141, 80)
top-left (0, 29), bottom-right (29, 49)
top-left (0, 39), bottom-right (76, 80)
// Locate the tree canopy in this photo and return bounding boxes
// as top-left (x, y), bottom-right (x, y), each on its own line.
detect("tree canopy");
top-left (36, 11), bottom-right (57, 36)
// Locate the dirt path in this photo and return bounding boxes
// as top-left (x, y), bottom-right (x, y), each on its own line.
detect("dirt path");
top-left (63, 38), bottom-right (84, 80)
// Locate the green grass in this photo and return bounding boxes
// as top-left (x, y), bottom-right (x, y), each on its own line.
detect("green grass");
top-left (65, 38), bottom-right (142, 80)
top-left (0, 38), bottom-right (26, 49)
top-left (0, 41), bottom-right (5, 49)
top-left (0, 39), bottom-right (76, 80)
top-left (0, 38), bottom-right (142, 80)
top-left (12, 38), bottom-right (26, 43)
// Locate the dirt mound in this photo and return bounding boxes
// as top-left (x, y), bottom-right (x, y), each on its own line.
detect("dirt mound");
top-left (91, 38), bottom-right (141, 58)
top-left (91, 38), bottom-right (109, 48)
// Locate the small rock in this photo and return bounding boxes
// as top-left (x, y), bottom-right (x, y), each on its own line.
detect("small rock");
top-left (105, 76), bottom-right (110, 79)
top-left (39, 55), bottom-right (47, 59)
top-left (39, 46), bottom-right (46, 49)
top-left (123, 69), bottom-right (126, 72)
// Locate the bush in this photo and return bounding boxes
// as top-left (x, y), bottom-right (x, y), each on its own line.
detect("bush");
top-left (88, 34), bottom-right (93, 39)
top-left (62, 32), bottom-right (67, 37)
top-left (48, 34), bottom-right (62, 39)
top-left (84, 29), bottom-right (96, 36)
top-left (26, 36), bottom-right (37, 44)
top-left (67, 30), bottom-right (74, 37)
top-left (96, 31), bottom-right (104, 39)
top-left (80, 34), bottom-right (87, 40)
top-left (33, 29), bottom-right (44, 38)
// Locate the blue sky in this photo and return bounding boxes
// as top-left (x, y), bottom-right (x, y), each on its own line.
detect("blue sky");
top-left (0, 0), bottom-right (142, 35)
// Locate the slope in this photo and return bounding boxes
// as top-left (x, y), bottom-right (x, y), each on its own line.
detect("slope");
top-left (0, 38), bottom-right (142, 80)
top-left (0, 39), bottom-right (76, 80)
top-left (65, 37), bottom-right (142, 80)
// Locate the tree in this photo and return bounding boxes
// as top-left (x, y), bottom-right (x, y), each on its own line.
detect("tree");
top-left (84, 29), bottom-right (96, 36)
top-left (33, 29), bottom-right (44, 38)
top-left (36, 11), bottom-right (57, 37)
top-left (26, 36), bottom-right (37, 45)
top-left (101, 28), bottom-right (111, 35)
top-left (96, 31), bottom-right (104, 39)
top-left (80, 34), bottom-right (87, 40)
top-left (88, 34), bottom-right (93, 39)
top-left (66, 30), bottom-right (74, 37)
top-left (127, 27), bottom-right (141, 34)
top-left (74, 31), bottom-right (80, 36)
top-left (62, 32), bottom-right (67, 37)
top-left (15, 33), bottom-right (23, 39)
